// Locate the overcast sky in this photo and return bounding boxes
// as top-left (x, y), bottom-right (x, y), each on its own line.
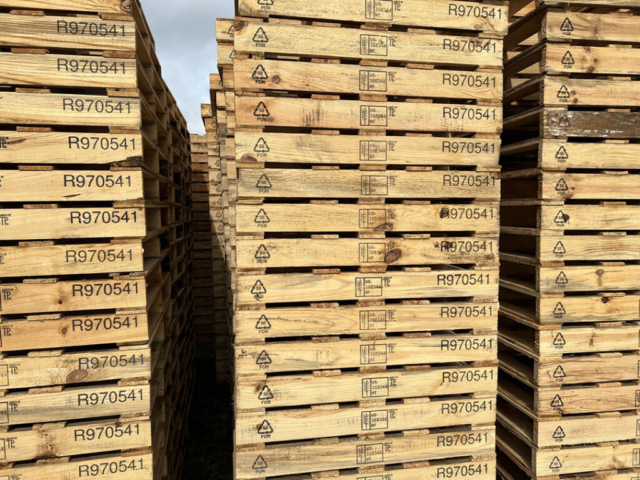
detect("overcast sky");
top-left (144, 0), bottom-right (234, 134)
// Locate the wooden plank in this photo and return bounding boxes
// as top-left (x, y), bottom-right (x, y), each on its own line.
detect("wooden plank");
top-left (0, 170), bottom-right (145, 202)
top-left (235, 237), bottom-right (499, 268)
top-left (237, 0), bottom-right (508, 32)
top-left (216, 18), bottom-right (234, 43)
top-left (1, 418), bottom-right (152, 463)
top-left (542, 0), bottom-right (640, 6)
top-left (544, 44), bottom-right (640, 76)
top-left (535, 265), bottom-right (640, 293)
top-left (542, 110), bottom-right (640, 139)
top-left (236, 270), bottom-right (499, 305)
top-left (539, 173), bottom-right (640, 201)
top-left (0, 207), bottom-right (147, 240)
top-left (536, 355), bottom-right (640, 387)
top-left (546, 11), bottom-right (640, 44)
top-left (0, 312), bottom-right (153, 351)
top-left (236, 333), bottom-right (497, 374)
top-left (235, 204), bottom-right (499, 233)
top-left (234, 59), bottom-right (503, 101)
top-left (237, 169), bottom-right (500, 199)
top-left (217, 42), bottom-right (234, 66)
top-left (0, 0), bottom-right (125, 13)
top-left (0, 92), bottom-right (141, 128)
top-left (534, 442), bottom-right (640, 477)
top-left (537, 235), bottom-right (640, 262)
top-left (235, 427), bottom-right (495, 478)
top-left (0, 13), bottom-right (136, 51)
top-left (236, 96), bottom-right (503, 133)
top-left (538, 140), bottom-right (640, 170)
top-left (235, 132), bottom-right (500, 167)
top-left (532, 412), bottom-right (640, 448)
top-left (539, 204), bottom-right (640, 230)
top-left (0, 383), bottom-right (152, 425)
top-left (233, 22), bottom-right (503, 67)
top-left (0, 52), bottom-right (137, 89)
top-left (1, 453), bottom-right (153, 480)
top-left (236, 365), bottom-right (498, 409)
top-left (543, 77), bottom-right (640, 107)
top-left (536, 295), bottom-right (640, 325)
top-left (0, 346), bottom-right (152, 389)
top-left (0, 131), bottom-right (144, 165)
top-left (236, 396), bottom-right (496, 444)
top-left (0, 241), bottom-right (147, 277)
top-left (0, 277), bottom-right (148, 314)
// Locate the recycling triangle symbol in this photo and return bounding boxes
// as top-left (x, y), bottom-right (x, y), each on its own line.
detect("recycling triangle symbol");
top-left (558, 115), bottom-right (571, 128)
top-left (254, 208), bottom-right (270, 223)
top-left (253, 27), bottom-right (269, 43)
top-left (555, 178), bottom-right (569, 192)
top-left (561, 17), bottom-right (574, 32)
top-left (227, 25), bottom-right (235, 36)
top-left (229, 49), bottom-right (235, 60)
top-left (557, 85), bottom-right (570, 99)
top-left (256, 174), bottom-right (272, 189)
top-left (256, 315), bottom-right (272, 329)
top-left (553, 426), bottom-right (566, 439)
top-left (553, 332), bottom-right (566, 346)
top-left (254, 101), bottom-right (270, 117)
top-left (258, 385), bottom-right (274, 399)
top-left (549, 456), bottom-right (563, 469)
top-left (556, 271), bottom-right (568, 284)
top-left (256, 350), bottom-right (272, 365)
top-left (253, 455), bottom-right (268, 470)
top-left (258, 0), bottom-right (274, 5)
top-left (553, 302), bottom-right (566, 316)
top-left (553, 241), bottom-right (566, 254)
top-left (258, 420), bottom-right (274, 434)
top-left (252, 280), bottom-right (267, 295)
top-left (561, 51), bottom-right (575, 65)
top-left (252, 64), bottom-right (269, 80)
top-left (551, 394), bottom-right (564, 408)
top-left (255, 245), bottom-right (271, 260)
top-left (554, 211), bottom-right (567, 224)
top-left (254, 137), bottom-right (270, 152)
top-left (553, 365), bottom-right (566, 378)
top-left (556, 146), bottom-right (569, 160)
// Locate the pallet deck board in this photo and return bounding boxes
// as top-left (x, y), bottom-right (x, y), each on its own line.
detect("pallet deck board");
top-left (235, 269), bottom-right (499, 305)
top-left (233, 21), bottom-right (503, 67)
top-left (235, 132), bottom-right (500, 167)
top-left (235, 204), bottom-right (500, 233)
top-left (235, 96), bottom-right (503, 133)
top-left (236, 333), bottom-right (497, 374)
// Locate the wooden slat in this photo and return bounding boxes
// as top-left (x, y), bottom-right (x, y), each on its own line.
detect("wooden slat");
top-left (0, 0), bottom-right (126, 13)
top-left (233, 22), bottom-right (503, 67)
top-left (236, 96), bottom-right (503, 133)
top-left (0, 207), bottom-right (147, 240)
top-left (237, 169), bottom-right (500, 199)
top-left (0, 131), bottom-right (144, 165)
top-left (0, 170), bottom-right (145, 202)
top-left (546, 11), bottom-right (640, 44)
top-left (236, 334), bottom-right (497, 374)
top-left (542, 110), bottom-right (640, 139)
top-left (0, 92), bottom-right (141, 128)
top-left (0, 13), bottom-right (136, 51)
top-left (544, 44), bottom-right (640, 76)
top-left (0, 52), bottom-right (137, 89)
top-left (235, 237), bottom-right (499, 268)
top-left (1, 418), bottom-right (152, 463)
top-left (534, 413), bottom-right (640, 448)
top-left (537, 235), bottom-right (640, 262)
top-left (537, 295), bottom-right (640, 325)
top-left (539, 204), bottom-right (640, 230)
top-left (235, 204), bottom-right (499, 233)
top-left (237, 0), bottom-right (508, 32)
top-left (534, 265), bottom-right (640, 293)
top-left (543, 77), bottom-right (640, 107)
top-left (235, 427), bottom-right (495, 478)
top-left (234, 59), bottom-right (503, 100)
top-left (236, 270), bottom-right (499, 305)
top-left (538, 140), bottom-right (640, 170)
top-left (534, 442), bottom-right (640, 477)
top-left (235, 132), bottom-right (501, 167)
top-left (236, 397), bottom-right (496, 444)
top-left (539, 173), bottom-right (640, 201)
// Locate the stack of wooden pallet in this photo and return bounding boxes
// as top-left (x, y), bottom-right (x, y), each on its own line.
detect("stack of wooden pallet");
top-left (0, 0), bottom-right (193, 478)
top-left (498, 2), bottom-right (640, 479)
top-left (213, 0), bottom-right (508, 477)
